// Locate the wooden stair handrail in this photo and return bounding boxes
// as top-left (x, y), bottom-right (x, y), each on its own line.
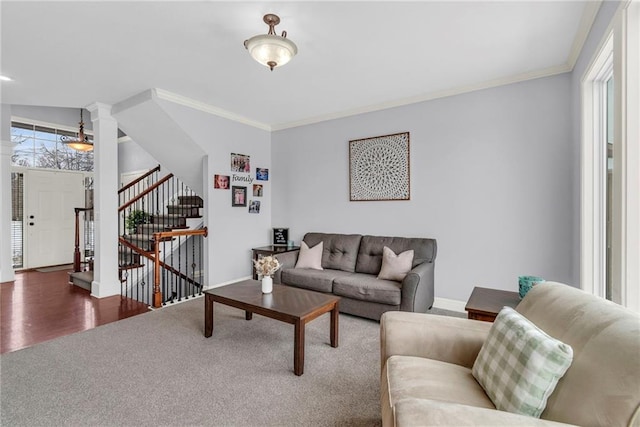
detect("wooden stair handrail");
top-left (118, 173), bottom-right (174, 212)
top-left (73, 207), bottom-right (94, 272)
top-left (118, 164), bottom-right (161, 194)
top-left (153, 228), bottom-right (208, 240)
top-left (119, 234), bottom-right (202, 288)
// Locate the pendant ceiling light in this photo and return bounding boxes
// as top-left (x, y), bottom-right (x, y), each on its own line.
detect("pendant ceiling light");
top-left (61, 109), bottom-right (93, 152)
top-left (244, 13), bottom-right (297, 71)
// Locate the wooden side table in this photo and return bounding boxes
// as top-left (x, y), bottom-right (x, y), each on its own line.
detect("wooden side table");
top-left (251, 245), bottom-right (300, 280)
top-left (465, 286), bottom-right (521, 322)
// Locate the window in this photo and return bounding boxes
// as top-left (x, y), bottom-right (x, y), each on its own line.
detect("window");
top-left (11, 121), bottom-right (94, 171)
top-left (582, 2), bottom-right (640, 312)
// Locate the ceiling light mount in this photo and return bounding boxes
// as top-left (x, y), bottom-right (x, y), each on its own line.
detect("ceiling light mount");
top-left (244, 13), bottom-right (297, 71)
top-left (61, 109), bottom-right (93, 152)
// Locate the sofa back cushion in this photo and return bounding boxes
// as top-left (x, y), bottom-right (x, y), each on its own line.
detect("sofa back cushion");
top-left (355, 236), bottom-right (437, 275)
top-left (303, 233), bottom-right (362, 272)
top-left (516, 282), bottom-right (640, 426)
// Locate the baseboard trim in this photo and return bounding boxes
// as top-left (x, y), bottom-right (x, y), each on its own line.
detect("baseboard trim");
top-left (202, 276), bottom-right (252, 291)
top-left (433, 297), bottom-right (467, 313)
top-left (202, 280), bottom-right (468, 313)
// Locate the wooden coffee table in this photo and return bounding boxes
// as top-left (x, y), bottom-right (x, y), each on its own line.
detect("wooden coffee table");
top-left (204, 279), bottom-right (340, 376)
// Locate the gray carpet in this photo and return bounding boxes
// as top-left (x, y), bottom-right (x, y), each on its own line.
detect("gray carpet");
top-left (0, 297), bottom-right (464, 426)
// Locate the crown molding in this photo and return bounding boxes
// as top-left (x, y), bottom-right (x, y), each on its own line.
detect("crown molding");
top-left (154, 89), bottom-right (271, 132)
top-left (271, 63), bottom-right (572, 131)
top-left (10, 115), bottom-right (91, 135)
top-left (143, 0), bottom-right (603, 135)
top-left (566, 0), bottom-right (603, 70)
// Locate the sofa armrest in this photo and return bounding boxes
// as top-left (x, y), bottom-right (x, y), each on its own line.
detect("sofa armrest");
top-left (380, 311), bottom-right (491, 371)
top-left (393, 399), bottom-right (577, 427)
top-left (273, 250), bottom-right (299, 284)
top-left (400, 261), bottom-right (434, 313)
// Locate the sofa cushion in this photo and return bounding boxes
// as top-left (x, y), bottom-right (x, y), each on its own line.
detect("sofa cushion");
top-left (356, 235), bottom-right (436, 275)
top-left (294, 241), bottom-right (323, 270)
top-left (303, 233), bottom-right (361, 272)
top-left (382, 355), bottom-right (494, 427)
top-left (281, 268), bottom-right (353, 293)
top-left (393, 399), bottom-right (571, 427)
top-left (333, 273), bottom-right (402, 305)
top-left (472, 307), bottom-right (573, 418)
top-left (377, 246), bottom-right (414, 281)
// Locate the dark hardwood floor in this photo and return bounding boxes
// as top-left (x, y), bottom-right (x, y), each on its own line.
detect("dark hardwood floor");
top-left (1, 268), bottom-right (151, 354)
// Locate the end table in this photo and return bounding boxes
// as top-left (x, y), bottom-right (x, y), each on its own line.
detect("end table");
top-left (464, 286), bottom-right (521, 322)
top-left (251, 245), bottom-right (300, 280)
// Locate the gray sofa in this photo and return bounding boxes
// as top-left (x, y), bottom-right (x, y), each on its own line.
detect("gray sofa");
top-left (273, 232), bottom-right (437, 321)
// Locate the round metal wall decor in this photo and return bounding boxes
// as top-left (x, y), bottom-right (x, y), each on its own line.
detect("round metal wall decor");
top-left (349, 132), bottom-right (410, 201)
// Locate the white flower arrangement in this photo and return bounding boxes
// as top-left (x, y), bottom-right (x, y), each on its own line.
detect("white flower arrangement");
top-left (253, 255), bottom-right (281, 278)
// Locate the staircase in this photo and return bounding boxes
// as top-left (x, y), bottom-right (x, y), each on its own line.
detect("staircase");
top-left (69, 165), bottom-right (207, 307)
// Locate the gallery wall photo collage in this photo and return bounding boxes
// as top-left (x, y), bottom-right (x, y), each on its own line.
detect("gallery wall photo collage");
top-left (214, 153), bottom-right (269, 214)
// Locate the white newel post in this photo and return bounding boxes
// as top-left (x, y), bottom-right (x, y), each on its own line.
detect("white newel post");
top-left (0, 105), bottom-right (15, 283)
top-left (88, 103), bottom-right (119, 297)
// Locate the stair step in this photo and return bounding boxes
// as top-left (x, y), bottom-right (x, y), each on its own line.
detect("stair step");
top-left (68, 271), bottom-right (93, 291)
top-left (136, 223), bottom-right (173, 234)
top-left (150, 214), bottom-right (187, 227)
top-left (178, 195), bottom-right (203, 207)
top-left (166, 205), bottom-right (201, 217)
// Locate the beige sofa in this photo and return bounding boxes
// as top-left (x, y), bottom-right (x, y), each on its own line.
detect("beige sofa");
top-left (380, 282), bottom-right (640, 426)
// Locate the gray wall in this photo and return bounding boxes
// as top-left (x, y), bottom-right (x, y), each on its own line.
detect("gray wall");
top-left (10, 105), bottom-right (93, 131)
top-left (156, 101), bottom-right (272, 284)
top-left (117, 139), bottom-right (159, 179)
top-left (272, 73), bottom-right (573, 303)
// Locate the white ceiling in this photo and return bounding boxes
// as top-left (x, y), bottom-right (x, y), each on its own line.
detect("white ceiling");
top-left (1, 1), bottom-right (598, 130)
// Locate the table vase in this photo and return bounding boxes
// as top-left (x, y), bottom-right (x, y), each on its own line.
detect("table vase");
top-left (262, 276), bottom-right (273, 294)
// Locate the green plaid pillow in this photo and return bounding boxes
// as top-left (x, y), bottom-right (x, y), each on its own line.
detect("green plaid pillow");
top-left (472, 306), bottom-right (573, 418)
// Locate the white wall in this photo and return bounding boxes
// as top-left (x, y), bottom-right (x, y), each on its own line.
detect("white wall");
top-left (272, 74), bottom-right (573, 303)
top-left (157, 101), bottom-right (272, 285)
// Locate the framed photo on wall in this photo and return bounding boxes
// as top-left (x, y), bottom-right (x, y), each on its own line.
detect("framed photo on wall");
top-left (231, 153), bottom-right (251, 173)
top-left (214, 174), bottom-right (230, 189)
top-left (256, 168), bottom-right (269, 181)
top-left (349, 132), bottom-right (410, 201)
top-left (249, 200), bottom-right (260, 214)
top-left (231, 186), bottom-right (247, 207)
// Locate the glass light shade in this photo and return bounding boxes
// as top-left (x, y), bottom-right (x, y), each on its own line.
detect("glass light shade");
top-left (66, 141), bottom-right (93, 152)
top-left (245, 34), bottom-right (298, 69)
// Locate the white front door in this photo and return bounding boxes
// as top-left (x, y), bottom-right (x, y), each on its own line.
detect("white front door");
top-left (25, 169), bottom-right (85, 268)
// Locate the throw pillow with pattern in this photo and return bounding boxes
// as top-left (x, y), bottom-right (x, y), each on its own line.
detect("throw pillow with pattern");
top-left (472, 306), bottom-right (573, 418)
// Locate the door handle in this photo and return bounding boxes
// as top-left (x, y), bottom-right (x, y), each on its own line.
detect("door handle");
top-left (29, 222), bottom-right (35, 226)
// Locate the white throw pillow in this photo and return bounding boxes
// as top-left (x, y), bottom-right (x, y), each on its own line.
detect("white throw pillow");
top-left (377, 246), bottom-right (414, 281)
top-left (294, 241), bottom-right (324, 270)
top-left (472, 306), bottom-right (573, 418)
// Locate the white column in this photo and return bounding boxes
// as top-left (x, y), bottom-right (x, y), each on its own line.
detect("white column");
top-left (87, 103), bottom-right (119, 297)
top-left (0, 105), bottom-right (15, 283)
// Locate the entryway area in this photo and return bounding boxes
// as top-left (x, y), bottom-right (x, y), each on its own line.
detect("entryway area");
top-left (12, 168), bottom-right (90, 270)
